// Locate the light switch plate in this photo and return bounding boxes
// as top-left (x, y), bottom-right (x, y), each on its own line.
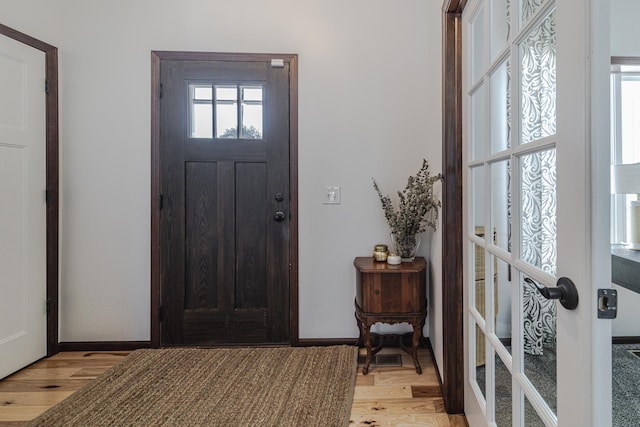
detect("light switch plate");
top-left (323, 186), bottom-right (341, 204)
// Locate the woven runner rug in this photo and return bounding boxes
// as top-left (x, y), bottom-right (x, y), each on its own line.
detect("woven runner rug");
top-left (28, 346), bottom-right (358, 427)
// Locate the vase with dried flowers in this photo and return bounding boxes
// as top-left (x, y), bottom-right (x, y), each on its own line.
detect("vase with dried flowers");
top-left (373, 159), bottom-right (443, 261)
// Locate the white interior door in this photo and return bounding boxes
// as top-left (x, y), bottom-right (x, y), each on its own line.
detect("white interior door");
top-left (0, 33), bottom-right (47, 379)
top-left (462, 0), bottom-right (612, 426)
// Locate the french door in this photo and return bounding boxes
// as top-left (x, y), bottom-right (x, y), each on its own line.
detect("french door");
top-left (462, 0), bottom-right (611, 426)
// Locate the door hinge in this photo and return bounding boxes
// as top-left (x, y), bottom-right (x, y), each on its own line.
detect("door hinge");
top-left (45, 188), bottom-right (52, 204)
top-left (597, 288), bottom-right (618, 319)
top-left (45, 79), bottom-right (49, 95)
top-left (159, 83), bottom-right (163, 99)
top-left (159, 194), bottom-right (164, 210)
top-left (159, 305), bottom-right (165, 322)
top-left (46, 298), bottom-right (51, 315)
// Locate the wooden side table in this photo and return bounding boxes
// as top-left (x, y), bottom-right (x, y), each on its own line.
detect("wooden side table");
top-left (354, 257), bottom-right (427, 374)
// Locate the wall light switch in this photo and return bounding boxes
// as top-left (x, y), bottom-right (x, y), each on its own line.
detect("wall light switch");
top-left (323, 186), bottom-right (341, 204)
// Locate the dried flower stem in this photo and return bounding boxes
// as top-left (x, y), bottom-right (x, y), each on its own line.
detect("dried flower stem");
top-left (373, 159), bottom-right (443, 243)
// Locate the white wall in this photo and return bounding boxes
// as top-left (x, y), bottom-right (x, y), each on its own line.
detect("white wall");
top-left (1, 0), bottom-right (62, 44)
top-left (3, 1), bottom-right (444, 343)
top-left (612, 284), bottom-right (640, 336)
top-left (611, 0), bottom-right (640, 57)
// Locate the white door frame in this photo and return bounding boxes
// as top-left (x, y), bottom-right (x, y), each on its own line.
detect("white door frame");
top-left (0, 23), bottom-right (59, 357)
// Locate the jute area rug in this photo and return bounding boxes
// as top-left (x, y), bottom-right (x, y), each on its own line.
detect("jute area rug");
top-left (29, 345), bottom-right (358, 427)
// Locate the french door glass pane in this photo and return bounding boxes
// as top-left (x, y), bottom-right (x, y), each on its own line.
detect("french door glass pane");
top-left (494, 256), bottom-right (512, 355)
top-left (520, 10), bottom-right (556, 145)
top-left (494, 351), bottom-right (513, 427)
top-left (471, 86), bottom-right (486, 161)
top-left (490, 59), bottom-right (511, 153)
top-left (524, 393), bottom-right (549, 427)
top-left (520, 149), bottom-right (557, 275)
top-left (521, 0), bottom-right (546, 25)
top-left (491, 159), bottom-right (511, 253)
top-left (474, 242), bottom-right (488, 317)
top-left (522, 273), bottom-right (557, 418)
top-left (471, 4), bottom-right (485, 85)
top-left (471, 166), bottom-right (485, 231)
top-left (475, 323), bottom-right (487, 400)
top-left (490, 0), bottom-right (511, 62)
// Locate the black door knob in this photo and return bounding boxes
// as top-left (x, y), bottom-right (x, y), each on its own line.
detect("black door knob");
top-left (273, 211), bottom-right (286, 222)
top-left (524, 277), bottom-right (579, 310)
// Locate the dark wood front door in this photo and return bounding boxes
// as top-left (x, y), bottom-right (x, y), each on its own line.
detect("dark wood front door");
top-left (154, 52), bottom-right (296, 346)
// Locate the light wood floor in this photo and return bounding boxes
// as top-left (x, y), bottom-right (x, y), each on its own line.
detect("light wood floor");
top-left (350, 348), bottom-right (467, 427)
top-left (0, 347), bottom-right (467, 427)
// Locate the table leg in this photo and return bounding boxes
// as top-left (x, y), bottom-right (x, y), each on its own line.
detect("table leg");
top-left (363, 321), bottom-right (372, 375)
top-left (411, 319), bottom-right (423, 375)
top-left (354, 311), bottom-right (363, 346)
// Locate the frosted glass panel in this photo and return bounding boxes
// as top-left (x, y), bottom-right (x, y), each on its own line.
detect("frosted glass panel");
top-left (520, 149), bottom-right (557, 275)
top-left (520, 10), bottom-right (556, 145)
top-left (521, 0), bottom-right (545, 24)
top-left (490, 0), bottom-right (511, 61)
top-left (471, 4), bottom-right (485, 84)
top-left (522, 272), bottom-right (557, 419)
top-left (491, 159), bottom-right (511, 252)
top-left (471, 85), bottom-right (486, 161)
top-left (490, 60), bottom-right (511, 153)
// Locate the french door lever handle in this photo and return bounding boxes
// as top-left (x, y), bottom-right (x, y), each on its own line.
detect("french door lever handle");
top-left (524, 277), bottom-right (579, 310)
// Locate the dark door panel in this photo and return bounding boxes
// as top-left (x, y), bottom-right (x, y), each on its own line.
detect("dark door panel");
top-left (158, 56), bottom-right (292, 345)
